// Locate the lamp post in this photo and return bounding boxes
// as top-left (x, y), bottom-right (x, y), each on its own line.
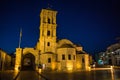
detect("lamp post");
top-left (38, 50), bottom-right (42, 73)
top-left (38, 51), bottom-right (40, 66)
top-left (38, 51), bottom-right (42, 68)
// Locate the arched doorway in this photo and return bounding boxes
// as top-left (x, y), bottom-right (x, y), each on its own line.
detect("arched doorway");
top-left (21, 53), bottom-right (35, 70)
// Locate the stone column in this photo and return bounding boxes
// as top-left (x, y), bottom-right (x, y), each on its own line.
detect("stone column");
top-left (14, 48), bottom-right (22, 71)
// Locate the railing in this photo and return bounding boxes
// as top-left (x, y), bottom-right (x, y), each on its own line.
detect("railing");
top-left (13, 71), bottom-right (20, 80)
top-left (36, 71), bottom-right (49, 80)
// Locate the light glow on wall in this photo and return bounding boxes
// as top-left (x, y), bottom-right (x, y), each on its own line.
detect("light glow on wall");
top-left (76, 62), bottom-right (82, 69)
top-left (15, 65), bottom-right (19, 71)
top-left (88, 66), bottom-right (91, 71)
top-left (52, 62), bottom-right (56, 70)
top-left (67, 63), bottom-right (73, 71)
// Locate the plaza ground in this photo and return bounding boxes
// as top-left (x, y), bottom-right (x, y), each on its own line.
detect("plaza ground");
top-left (1, 68), bottom-right (120, 80)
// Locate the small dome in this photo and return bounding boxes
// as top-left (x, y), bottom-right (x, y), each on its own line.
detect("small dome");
top-left (59, 44), bottom-right (74, 48)
top-left (57, 39), bottom-right (74, 48)
top-left (75, 44), bottom-right (82, 47)
top-left (77, 51), bottom-right (86, 54)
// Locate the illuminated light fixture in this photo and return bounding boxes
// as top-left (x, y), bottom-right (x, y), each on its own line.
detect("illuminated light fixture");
top-left (15, 67), bottom-right (18, 71)
top-left (15, 65), bottom-right (20, 71)
top-left (88, 66), bottom-right (91, 71)
top-left (76, 63), bottom-right (81, 69)
top-left (111, 66), bottom-right (113, 69)
top-left (67, 67), bottom-right (73, 71)
top-left (52, 62), bottom-right (56, 70)
top-left (42, 64), bottom-right (45, 70)
top-left (67, 63), bottom-right (73, 71)
top-left (38, 69), bottom-right (42, 73)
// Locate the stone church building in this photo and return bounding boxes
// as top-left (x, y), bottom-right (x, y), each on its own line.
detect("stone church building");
top-left (15, 8), bottom-right (90, 71)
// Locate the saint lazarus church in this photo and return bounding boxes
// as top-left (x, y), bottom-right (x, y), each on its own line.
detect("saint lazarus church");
top-left (15, 8), bottom-right (90, 71)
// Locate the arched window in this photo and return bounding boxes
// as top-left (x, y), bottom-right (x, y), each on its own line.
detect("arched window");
top-left (62, 54), bottom-right (65, 60)
top-left (68, 54), bottom-right (71, 60)
top-left (82, 57), bottom-right (84, 63)
top-left (47, 30), bottom-right (50, 36)
top-left (47, 42), bottom-right (50, 46)
top-left (48, 58), bottom-right (51, 63)
top-left (48, 18), bottom-right (50, 24)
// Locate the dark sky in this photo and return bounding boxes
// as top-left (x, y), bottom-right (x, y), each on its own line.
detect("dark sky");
top-left (0, 0), bottom-right (120, 55)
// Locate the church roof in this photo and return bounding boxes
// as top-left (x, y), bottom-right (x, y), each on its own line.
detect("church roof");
top-left (75, 44), bottom-right (82, 47)
top-left (59, 44), bottom-right (74, 48)
top-left (57, 39), bottom-right (74, 48)
top-left (76, 51), bottom-right (86, 54)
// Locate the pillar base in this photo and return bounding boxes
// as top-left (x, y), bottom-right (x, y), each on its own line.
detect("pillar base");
top-left (15, 65), bottom-right (21, 71)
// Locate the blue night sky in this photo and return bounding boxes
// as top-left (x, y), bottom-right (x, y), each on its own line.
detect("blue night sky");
top-left (0, 0), bottom-right (120, 55)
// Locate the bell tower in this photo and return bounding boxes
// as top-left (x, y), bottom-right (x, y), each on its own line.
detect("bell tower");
top-left (37, 9), bottom-right (57, 53)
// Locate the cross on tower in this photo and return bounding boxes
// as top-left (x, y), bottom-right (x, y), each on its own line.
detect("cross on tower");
top-left (47, 3), bottom-right (52, 9)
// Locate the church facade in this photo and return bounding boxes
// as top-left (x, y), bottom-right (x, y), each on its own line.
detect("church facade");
top-left (15, 8), bottom-right (90, 71)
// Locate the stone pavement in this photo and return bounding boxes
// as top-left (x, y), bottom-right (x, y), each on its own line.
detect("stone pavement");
top-left (0, 70), bottom-right (19, 80)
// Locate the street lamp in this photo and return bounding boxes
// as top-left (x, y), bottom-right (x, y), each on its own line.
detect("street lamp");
top-left (38, 51), bottom-right (42, 69)
top-left (38, 50), bottom-right (42, 73)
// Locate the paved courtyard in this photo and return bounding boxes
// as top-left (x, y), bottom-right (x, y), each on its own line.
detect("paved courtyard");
top-left (0, 69), bottom-right (120, 80)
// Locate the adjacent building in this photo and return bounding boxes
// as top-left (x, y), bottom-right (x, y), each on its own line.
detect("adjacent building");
top-left (0, 49), bottom-right (11, 70)
top-left (106, 43), bottom-right (120, 66)
top-left (97, 43), bottom-right (120, 66)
